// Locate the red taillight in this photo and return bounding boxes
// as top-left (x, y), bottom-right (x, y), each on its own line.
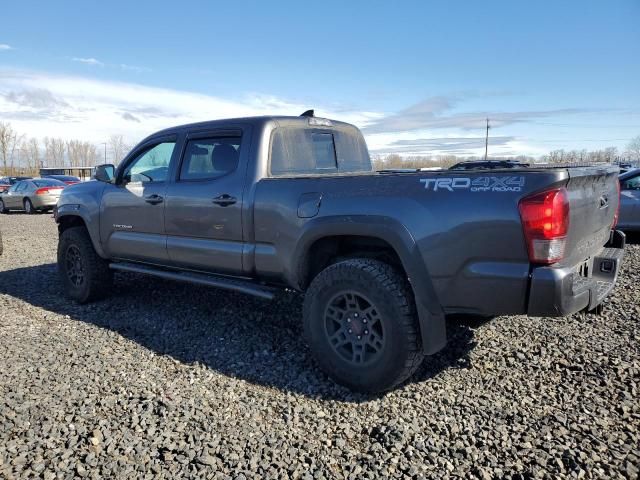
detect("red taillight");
top-left (612, 180), bottom-right (621, 229)
top-left (519, 188), bottom-right (570, 265)
top-left (65, 181), bottom-right (78, 185)
top-left (35, 187), bottom-right (64, 195)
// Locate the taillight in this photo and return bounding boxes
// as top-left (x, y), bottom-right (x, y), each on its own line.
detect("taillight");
top-left (519, 188), bottom-right (570, 265)
top-left (35, 187), bottom-right (63, 195)
top-left (612, 180), bottom-right (621, 229)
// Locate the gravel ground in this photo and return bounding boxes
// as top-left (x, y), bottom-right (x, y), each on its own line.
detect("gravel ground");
top-left (0, 214), bottom-right (638, 479)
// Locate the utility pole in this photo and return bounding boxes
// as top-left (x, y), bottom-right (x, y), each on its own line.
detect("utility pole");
top-left (101, 142), bottom-right (107, 164)
top-left (484, 118), bottom-right (490, 161)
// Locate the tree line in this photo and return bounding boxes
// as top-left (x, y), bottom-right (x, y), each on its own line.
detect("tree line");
top-left (373, 136), bottom-right (640, 170)
top-left (0, 121), bottom-right (131, 176)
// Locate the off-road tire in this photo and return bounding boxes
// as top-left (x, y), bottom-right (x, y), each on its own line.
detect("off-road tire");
top-left (303, 258), bottom-right (423, 393)
top-left (58, 226), bottom-right (113, 303)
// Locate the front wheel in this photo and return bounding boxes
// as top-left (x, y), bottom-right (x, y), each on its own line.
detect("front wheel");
top-left (0, 199), bottom-right (7, 214)
top-left (303, 258), bottom-right (423, 393)
top-left (58, 226), bottom-right (113, 303)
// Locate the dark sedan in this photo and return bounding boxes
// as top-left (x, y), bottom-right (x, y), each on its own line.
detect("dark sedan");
top-left (42, 174), bottom-right (81, 185)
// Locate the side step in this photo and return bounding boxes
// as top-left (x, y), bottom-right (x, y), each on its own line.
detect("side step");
top-left (109, 262), bottom-right (275, 300)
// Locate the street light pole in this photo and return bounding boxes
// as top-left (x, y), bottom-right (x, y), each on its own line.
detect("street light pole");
top-left (484, 118), bottom-right (490, 161)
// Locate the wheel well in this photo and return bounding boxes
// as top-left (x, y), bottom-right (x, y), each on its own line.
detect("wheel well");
top-left (58, 215), bottom-right (87, 235)
top-left (301, 235), bottom-right (405, 289)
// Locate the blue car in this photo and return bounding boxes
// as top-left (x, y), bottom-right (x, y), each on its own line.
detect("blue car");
top-left (619, 168), bottom-right (640, 231)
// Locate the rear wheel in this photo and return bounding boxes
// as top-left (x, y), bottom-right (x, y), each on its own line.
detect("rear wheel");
top-left (303, 258), bottom-right (423, 393)
top-left (58, 226), bottom-right (113, 303)
top-left (23, 198), bottom-right (35, 214)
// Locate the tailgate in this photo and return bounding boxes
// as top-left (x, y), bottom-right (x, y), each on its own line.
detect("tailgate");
top-left (562, 165), bottom-right (619, 265)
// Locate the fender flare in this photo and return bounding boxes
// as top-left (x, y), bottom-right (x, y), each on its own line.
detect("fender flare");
top-left (292, 215), bottom-right (447, 355)
top-left (56, 205), bottom-right (107, 259)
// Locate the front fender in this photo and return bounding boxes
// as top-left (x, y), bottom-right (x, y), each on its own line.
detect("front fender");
top-left (56, 204), bottom-right (107, 259)
top-left (292, 215), bottom-right (447, 355)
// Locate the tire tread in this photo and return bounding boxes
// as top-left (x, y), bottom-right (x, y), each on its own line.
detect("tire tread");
top-left (303, 258), bottom-right (423, 392)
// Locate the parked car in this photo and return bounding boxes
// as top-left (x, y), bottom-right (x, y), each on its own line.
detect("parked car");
top-left (449, 159), bottom-right (530, 170)
top-left (43, 174), bottom-right (81, 185)
top-left (0, 176), bottom-right (33, 193)
top-left (618, 163), bottom-right (634, 174)
top-left (54, 113), bottom-right (624, 393)
top-left (618, 168), bottom-right (640, 231)
top-left (0, 178), bottom-right (67, 214)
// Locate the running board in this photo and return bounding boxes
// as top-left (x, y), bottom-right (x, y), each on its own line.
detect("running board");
top-left (109, 262), bottom-right (275, 300)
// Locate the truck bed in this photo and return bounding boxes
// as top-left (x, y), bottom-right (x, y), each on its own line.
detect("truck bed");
top-left (253, 164), bottom-right (620, 317)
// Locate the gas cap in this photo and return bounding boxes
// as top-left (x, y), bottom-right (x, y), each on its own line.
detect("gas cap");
top-left (297, 192), bottom-right (322, 218)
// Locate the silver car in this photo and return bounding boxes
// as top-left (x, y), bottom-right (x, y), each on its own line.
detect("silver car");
top-left (0, 178), bottom-right (66, 214)
top-left (619, 168), bottom-right (640, 231)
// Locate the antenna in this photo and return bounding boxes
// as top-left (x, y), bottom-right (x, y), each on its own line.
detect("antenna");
top-left (484, 117), bottom-right (490, 160)
top-left (300, 109), bottom-right (315, 117)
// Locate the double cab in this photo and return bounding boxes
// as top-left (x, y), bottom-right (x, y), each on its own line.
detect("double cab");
top-left (55, 113), bottom-right (625, 392)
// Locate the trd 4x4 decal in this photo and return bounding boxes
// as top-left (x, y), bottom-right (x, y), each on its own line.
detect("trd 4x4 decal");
top-left (420, 176), bottom-right (525, 192)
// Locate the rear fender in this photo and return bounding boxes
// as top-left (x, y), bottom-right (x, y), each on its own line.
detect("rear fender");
top-left (293, 215), bottom-right (447, 355)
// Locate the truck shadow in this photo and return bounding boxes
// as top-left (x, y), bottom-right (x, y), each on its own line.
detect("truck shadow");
top-left (0, 263), bottom-right (477, 402)
top-left (624, 231), bottom-right (640, 244)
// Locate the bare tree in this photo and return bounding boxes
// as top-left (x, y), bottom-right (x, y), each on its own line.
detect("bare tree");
top-left (21, 138), bottom-right (41, 174)
top-left (67, 140), bottom-right (98, 167)
top-left (108, 134), bottom-right (130, 165)
top-left (67, 140), bottom-right (82, 167)
top-left (44, 137), bottom-right (66, 167)
top-left (79, 142), bottom-right (98, 166)
top-left (627, 135), bottom-right (640, 161)
top-left (0, 122), bottom-right (24, 175)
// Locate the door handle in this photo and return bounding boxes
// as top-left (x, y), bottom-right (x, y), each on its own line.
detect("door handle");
top-left (212, 194), bottom-right (237, 206)
top-left (144, 194), bottom-right (164, 205)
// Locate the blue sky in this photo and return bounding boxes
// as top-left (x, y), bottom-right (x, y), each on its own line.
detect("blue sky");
top-left (1, 0), bottom-right (639, 158)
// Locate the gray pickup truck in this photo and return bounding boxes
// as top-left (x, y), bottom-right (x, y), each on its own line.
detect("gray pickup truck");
top-left (55, 112), bottom-right (625, 392)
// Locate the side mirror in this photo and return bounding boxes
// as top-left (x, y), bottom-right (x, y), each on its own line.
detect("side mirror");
top-left (94, 164), bottom-right (115, 183)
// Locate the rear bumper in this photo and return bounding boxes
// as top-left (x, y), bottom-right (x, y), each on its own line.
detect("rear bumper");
top-left (527, 230), bottom-right (625, 316)
top-left (31, 195), bottom-right (59, 209)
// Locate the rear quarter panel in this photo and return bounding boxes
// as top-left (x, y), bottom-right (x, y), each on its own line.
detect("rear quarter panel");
top-left (252, 169), bottom-right (572, 316)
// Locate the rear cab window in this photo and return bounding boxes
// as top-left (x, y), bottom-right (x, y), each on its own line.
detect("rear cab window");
top-left (269, 121), bottom-right (371, 176)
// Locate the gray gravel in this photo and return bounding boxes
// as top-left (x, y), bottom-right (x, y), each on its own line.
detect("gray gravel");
top-left (0, 213), bottom-right (638, 479)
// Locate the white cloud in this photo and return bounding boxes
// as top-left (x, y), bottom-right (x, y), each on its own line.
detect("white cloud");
top-left (0, 68), bottom-right (549, 156)
top-left (0, 68), bottom-right (380, 147)
top-left (0, 44), bottom-right (12, 51)
top-left (72, 57), bottom-right (104, 66)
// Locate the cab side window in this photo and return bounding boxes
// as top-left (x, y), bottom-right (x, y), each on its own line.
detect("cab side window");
top-left (123, 142), bottom-right (176, 184)
top-left (179, 137), bottom-right (241, 181)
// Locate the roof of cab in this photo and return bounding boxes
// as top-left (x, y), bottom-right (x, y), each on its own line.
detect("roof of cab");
top-left (144, 115), bottom-right (355, 141)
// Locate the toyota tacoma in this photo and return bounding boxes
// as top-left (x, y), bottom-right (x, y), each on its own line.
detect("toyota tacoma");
top-left (55, 112), bottom-right (625, 392)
